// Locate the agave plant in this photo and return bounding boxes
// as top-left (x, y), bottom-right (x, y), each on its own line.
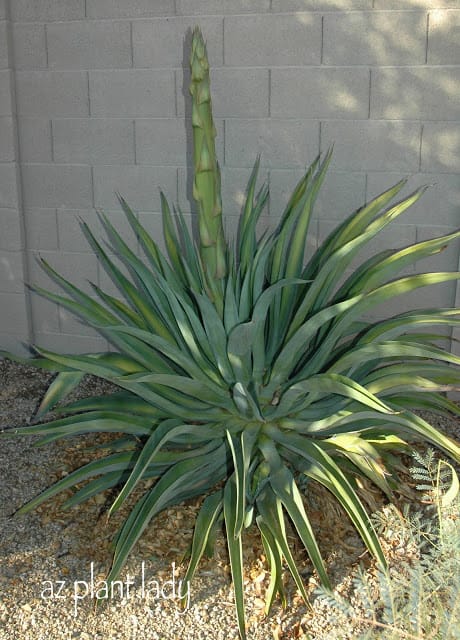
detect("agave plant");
top-left (3, 27), bottom-right (460, 639)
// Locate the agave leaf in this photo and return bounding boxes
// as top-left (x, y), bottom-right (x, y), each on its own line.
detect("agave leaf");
top-left (359, 308), bottom-right (460, 344)
top-left (388, 411), bottom-right (460, 462)
top-left (267, 296), bottom-right (361, 392)
top-left (226, 425), bottom-right (260, 539)
top-left (437, 460), bottom-right (459, 508)
top-left (224, 271), bottom-right (240, 332)
top-left (51, 392), bottom-right (161, 417)
top-left (160, 191), bottom-right (187, 285)
top-left (238, 155), bottom-right (262, 276)
top-left (109, 419), bottom-right (202, 516)
top-left (256, 515), bottom-right (287, 613)
top-left (388, 392), bottom-right (460, 416)
top-left (2, 411), bottom-right (153, 444)
top-left (256, 485), bottom-right (311, 603)
top-left (303, 374), bottom-right (394, 413)
top-left (228, 277), bottom-right (305, 384)
top-left (122, 372), bottom-right (233, 410)
top-left (340, 229), bottom-right (460, 298)
top-left (224, 477), bottom-right (246, 640)
top-left (267, 159), bottom-right (323, 345)
top-left (172, 291), bottom-right (217, 364)
top-left (269, 463), bottom-right (331, 588)
top-left (81, 222), bottom-right (175, 341)
top-left (232, 382), bottom-right (264, 421)
top-left (90, 282), bottom-right (147, 328)
top-left (269, 157), bottom-right (320, 284)
top-left (63, 469), bottom-right (134, 509)
top-left (35, 370), bottom-right (85, 419)
top-left (237, 262), bottom-right (253, 322)
top-left (105, 324), bottom-right (222, 386)
top-left (0, 351), bottom-right (70, 372)
top-left (14, 450), bottom-right (138, 515)
top-left (174, 205), bottom-right (205, 290)
top-left (267, 425), bottom-right (387, 569)
top-left (33, 347), bottom-right (146, 379)
top-left (271, 372), bottom-right (393, 420)
top-left (119, 378), bottom-right (227, 421)
top-left (153, 285), bottom-right (217, 373)
top-left (322, 434), bottom-right (394, 497)
top-left (34, 257), bottom-right (120, 326)
top-left (362, 361), bottom-right (460, 387)
top-left (366, 373), bottom-right (458, 396)
top-left (329, 339), bottom-right (460, 377)
top-left (284, 149), bottom-right (332, 282)
top-left (30, 282), bottom-right (115, 331)
top-left (193, 292), bottom-right (234, 383)
top-left (98, 212), bottom-right (184, 329)
top-left (109, 443), bottom-right (228, 582)
top-left (298, 274), bottom-right (460, 379)
top-left (294, 192), bottom-right (431, 326)
top-left (250, 232), bottom-right (273, 306)
top-left (303, 179), bottom-right (409, 278)
top-left (181, 489), bottom-right (223, 598)
top-left (117, 194), bottom-right (163, 274)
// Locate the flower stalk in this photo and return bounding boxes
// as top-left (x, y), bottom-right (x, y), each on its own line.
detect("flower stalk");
top-left (190, 27), bottom-right (227, 308)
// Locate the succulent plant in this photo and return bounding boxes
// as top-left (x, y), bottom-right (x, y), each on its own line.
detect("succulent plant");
top-left (2, 27), bottom-right (460, 639)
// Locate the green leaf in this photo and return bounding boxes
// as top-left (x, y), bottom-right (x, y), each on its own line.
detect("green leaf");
top-left (339, 229), bottom-right (460, 298)
top-left (35, 370), bottom-right (85, 419)
top-left (304, 179), bottom-right (408, 278)
top-left (224, 477), bottom-right (246, 640)
top-left (4, 411), bottom-right (153, 443)
top-left (105, 324), bottom-right (222, 386)
top-left (330, 339), bottom-right (460, 376)
top-left (122, 372), bottom-right (233, 411)
top-left (437, 460), bottom-right (459, 508)
top-left (266, 425), bottom-right (387, 570)
top-left (226, 425), bottom-right (260, 539)
top-left (117, 194), bottom-right (163, 273)
top-left (14, 450), bottom-right (138, 515)
top-left (272, 372), bottom-right (394, 419)
top-left (267, 296), bottom-right (361, 392)
top-left (108, 444), bottom-right (228, 582)
top-left (256, 485), bottom-right (311, 602)
top-left (193, 292), bottom-right (234, 383)
top-left (322, 434), bottom-right (394, 497)
top-left (256, 515), bottom-right (287, 613)
top-left (161, 191), bottom-right (187, 284)
top-left (182, 490), bottom-right (223, 597)
top-left (269, 464), bottom-right (331, 588)
top-left (109, 419), bottom-right (199, 516)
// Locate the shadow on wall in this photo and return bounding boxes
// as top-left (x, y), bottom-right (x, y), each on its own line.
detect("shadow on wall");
top-left (172, 8), bottom-right (459, 222)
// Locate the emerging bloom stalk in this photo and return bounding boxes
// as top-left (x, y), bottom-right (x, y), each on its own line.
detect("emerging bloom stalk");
top-left (190, 27), bottom-right (227, 304)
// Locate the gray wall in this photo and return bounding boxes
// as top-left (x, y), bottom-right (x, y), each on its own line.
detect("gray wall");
top-left (0, 0), bottom-right (459, 355)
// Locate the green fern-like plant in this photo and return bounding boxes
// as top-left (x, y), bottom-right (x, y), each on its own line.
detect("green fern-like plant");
top-left (317, 450), bottom-right (460, 639)
top-left (2, 28), bottom-right (460, 639)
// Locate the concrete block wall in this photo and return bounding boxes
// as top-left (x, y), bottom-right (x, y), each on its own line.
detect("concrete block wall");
top-left (0, 0), bottom-right (459, 354)
top-left (0, 0), bottom-right (31, 353)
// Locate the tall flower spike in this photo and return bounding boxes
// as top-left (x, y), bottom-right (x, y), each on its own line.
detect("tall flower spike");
top-left (190, 27), bottom-right (227, 305)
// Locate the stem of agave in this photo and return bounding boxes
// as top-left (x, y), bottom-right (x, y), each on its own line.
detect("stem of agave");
top-left (190, 27), bottom-right (227, 308)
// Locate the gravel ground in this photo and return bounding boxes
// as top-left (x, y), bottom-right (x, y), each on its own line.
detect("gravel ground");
top-left (0, 357), bottom-right (459, 640)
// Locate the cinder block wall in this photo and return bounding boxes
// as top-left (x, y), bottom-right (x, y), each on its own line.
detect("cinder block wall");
top-left (0, 0), bottom-right (31, 353)
top-left (0, 0), bottom-right (459, 354)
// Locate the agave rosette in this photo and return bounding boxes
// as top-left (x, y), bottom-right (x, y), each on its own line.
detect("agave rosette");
top-left (3, 28), bottom-right (460, 639)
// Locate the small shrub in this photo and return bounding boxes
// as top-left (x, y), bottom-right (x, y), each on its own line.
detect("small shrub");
top-left (317, 449), bottom-right (460, 639)
top-left (2, 28), bottom-right (460, 639)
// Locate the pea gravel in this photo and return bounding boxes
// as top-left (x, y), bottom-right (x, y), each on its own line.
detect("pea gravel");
top-left (1, 358), bottom-right (459, 640)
